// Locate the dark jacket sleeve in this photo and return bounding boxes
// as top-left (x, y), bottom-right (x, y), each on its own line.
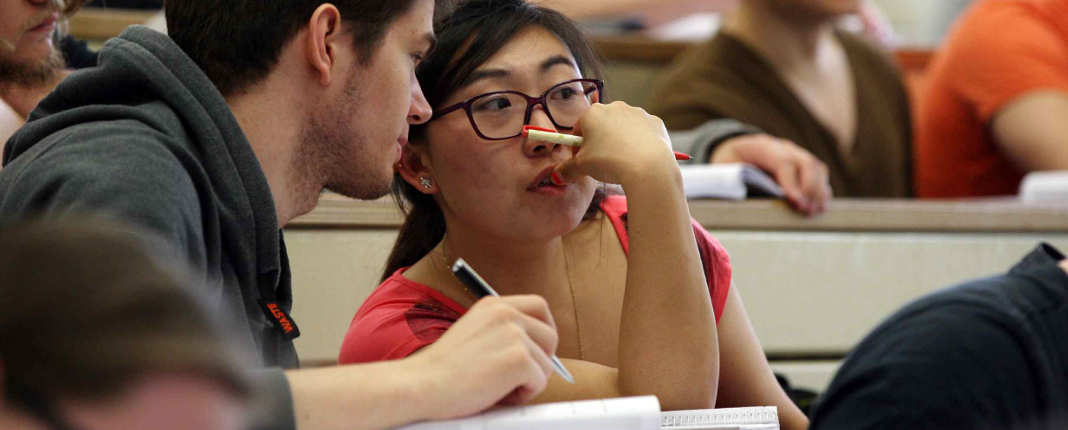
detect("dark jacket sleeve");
top-left (246, 368), bottom-right (297, 430)
top-left (0, 124), bottom-right (300, 429)
top-left (668, 118), bottom-right (763, 164)
top-left (808, 290), bottom-right (1042, 430)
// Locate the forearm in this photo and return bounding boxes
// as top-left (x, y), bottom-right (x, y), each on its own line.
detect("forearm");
top-left (992, 91), bottom-right (1068, 172)
top-left (617, 169), bottom-right (719, 410)
top-left (528, 359), bottom-right (621, 404)
top-left (287, 362), bottom-right (428, 430)
top-left (666, 119), bottom-right (763, 164)
top-left (713, 290), bottom-right (808, 430)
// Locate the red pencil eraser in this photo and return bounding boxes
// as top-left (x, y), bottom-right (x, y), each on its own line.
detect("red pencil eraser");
top-left (523, 125), bottom-right (556, 133)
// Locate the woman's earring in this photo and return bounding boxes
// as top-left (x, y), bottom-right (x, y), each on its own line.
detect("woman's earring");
top-left (420, 177), bottom-right (433, 190)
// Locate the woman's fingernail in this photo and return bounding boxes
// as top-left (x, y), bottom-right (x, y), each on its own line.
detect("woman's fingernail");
top-left (551, 172), bottom-right (564, 185)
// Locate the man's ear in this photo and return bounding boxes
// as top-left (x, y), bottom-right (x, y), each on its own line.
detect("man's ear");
top-left (396, 144), bottom-right (438, 194)
top-left (305, 4), bottom-right (343, 87)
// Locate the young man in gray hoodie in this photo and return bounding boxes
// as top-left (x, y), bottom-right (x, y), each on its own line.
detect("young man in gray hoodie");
top-left (0, 1), bottom-right (561, 429)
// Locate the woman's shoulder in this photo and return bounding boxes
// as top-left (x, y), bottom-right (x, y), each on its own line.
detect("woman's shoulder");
top-left (595, 194), bottom-right (729, 256)
top-left (339, 270), bottom-right (467, 364)
top-left (593, 195), bottom-right (733, 322)
top-left (358, 269), bottom-right (468, 319)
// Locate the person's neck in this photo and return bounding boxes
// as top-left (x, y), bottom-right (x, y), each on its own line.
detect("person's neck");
top-left (723, 2), bottom-right (838, 70)
top-left (439, 221), bottom-right (569, 298)
top-left (226, 80), bottom-right (311, 229)
top-left (0, 70), bottom-right (70, 118)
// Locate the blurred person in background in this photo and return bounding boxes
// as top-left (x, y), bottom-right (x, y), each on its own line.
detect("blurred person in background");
top-left (1, 0), bottom-right (97, 158)
top-left (532, 0), bottom-right (893, 45)
top-left (530, 0), bottom-right (895, 215)
top-left (0, 219), bottom-right (250, 430)
top-left (649, 0), bottom-right (912, 208)
top-left (916, 0), bottom-right (1068, 198)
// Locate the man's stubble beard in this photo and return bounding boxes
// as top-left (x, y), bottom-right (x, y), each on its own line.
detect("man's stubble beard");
top-left (0, 31), bottom-right (65, 90)
top-left (293, 73), bottom-right (395, 208)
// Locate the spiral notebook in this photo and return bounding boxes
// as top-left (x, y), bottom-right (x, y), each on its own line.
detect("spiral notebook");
top-left (392, 396), bottom-right (779, 430)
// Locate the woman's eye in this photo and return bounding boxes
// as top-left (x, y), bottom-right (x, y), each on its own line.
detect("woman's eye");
top-left (474, 97), bottom-right (512, 111)
top-left (551, 87), bottom-right (578, 100)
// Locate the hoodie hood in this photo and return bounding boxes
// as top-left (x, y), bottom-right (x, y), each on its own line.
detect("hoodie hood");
top-left (1, 26), bottom-right (297, 367)
top-left (7, 25), bottom-right (282, 285)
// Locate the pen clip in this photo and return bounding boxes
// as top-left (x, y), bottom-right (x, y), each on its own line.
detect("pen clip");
top-left (450, 258), bottom-right (499, 298)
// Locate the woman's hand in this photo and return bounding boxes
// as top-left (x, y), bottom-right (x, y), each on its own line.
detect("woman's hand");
top-left (550, 102), bottom-right (679, 188)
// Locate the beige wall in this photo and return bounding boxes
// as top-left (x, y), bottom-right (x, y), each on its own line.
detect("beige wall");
top-left (870, 0), bottom-right (974, 47)
top-left (287, 229), bottom-right (400, 366)
top-left (285, 224), bottom-right (1068, 390)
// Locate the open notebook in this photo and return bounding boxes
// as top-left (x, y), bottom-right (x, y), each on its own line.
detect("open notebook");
top-left (393, 396), bottom-right (779, 430)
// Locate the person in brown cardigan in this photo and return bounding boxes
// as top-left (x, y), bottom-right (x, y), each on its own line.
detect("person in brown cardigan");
top-left (649, 0), bottom-right (913, 200)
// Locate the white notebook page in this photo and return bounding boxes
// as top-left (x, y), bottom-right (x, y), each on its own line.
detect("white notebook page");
top-left (394, 395), bottom-right (662, 430)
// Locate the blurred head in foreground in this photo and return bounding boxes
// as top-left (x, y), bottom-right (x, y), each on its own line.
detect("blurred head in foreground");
top-left (0, 218), bottom-right (250, 430)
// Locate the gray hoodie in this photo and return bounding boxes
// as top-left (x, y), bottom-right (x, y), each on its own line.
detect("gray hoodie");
top-left (1, 26), bottom-right (296, 429)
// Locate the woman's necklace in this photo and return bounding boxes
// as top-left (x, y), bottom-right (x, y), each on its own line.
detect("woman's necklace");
top-left (441, 234), bottom-right (585, 360)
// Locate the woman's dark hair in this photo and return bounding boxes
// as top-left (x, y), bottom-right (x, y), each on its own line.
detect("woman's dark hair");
top-left (382, 0), bottom-right (606, 281)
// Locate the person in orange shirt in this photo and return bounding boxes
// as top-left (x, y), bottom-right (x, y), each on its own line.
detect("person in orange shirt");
top-left (917, 0), bottom-right (1068, 198)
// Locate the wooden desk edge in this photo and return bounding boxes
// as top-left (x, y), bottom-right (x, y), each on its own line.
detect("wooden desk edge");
top-left (290, 196), bottom-right (1068, 233)
top-left (68, 9), bottom-right (157, 41)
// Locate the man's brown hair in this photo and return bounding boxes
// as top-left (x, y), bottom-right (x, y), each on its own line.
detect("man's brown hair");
top-left (164, 0), bottom-right (441, 96)
top-left (0, 218), bottom-right (249, 404)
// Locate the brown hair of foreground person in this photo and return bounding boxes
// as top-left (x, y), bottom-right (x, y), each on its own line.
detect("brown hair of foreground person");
top-left (0, 218), bottom-right (249, 429)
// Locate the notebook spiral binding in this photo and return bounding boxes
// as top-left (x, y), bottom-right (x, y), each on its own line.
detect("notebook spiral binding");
top-left (661, 407), bottom-right (779, 427)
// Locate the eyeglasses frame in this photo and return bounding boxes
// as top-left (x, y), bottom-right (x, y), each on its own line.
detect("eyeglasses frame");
top-left (429, 78), bottom-right (605, 141)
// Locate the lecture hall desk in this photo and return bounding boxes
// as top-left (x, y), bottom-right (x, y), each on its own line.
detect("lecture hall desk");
top-left (286, 195), bottom-right (1068, 390)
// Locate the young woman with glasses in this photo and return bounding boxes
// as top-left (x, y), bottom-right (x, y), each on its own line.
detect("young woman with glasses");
top-left (338, 1), bottom-right (807, 427)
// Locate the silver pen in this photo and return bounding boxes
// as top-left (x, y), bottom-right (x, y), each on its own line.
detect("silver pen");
top-left (451, 258), bottom-right (576, 384)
